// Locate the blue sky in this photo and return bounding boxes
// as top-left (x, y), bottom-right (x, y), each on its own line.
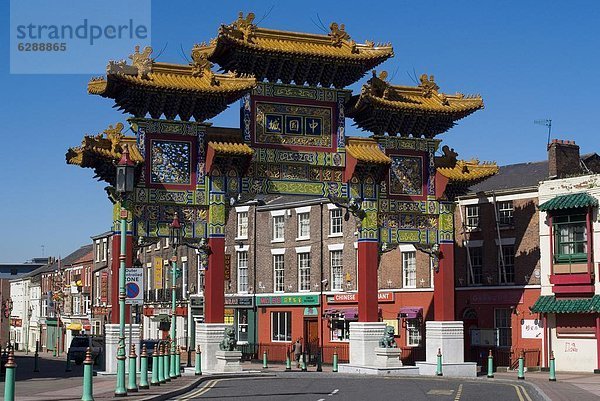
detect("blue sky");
top-left (1, 1), bottom-right (599, 262)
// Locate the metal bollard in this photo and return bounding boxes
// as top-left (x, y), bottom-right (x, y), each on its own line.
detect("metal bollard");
top-left (487, 349), bottom-right (494, 378)
top-left (127, 345), bottom-right (138, 392)
top-left (158, 343), bottom-right (166, 384)
top-left (285, 348), bottom-right (291, 371)
top-left (81, 347), bottom-right (94, 401)
top-left (517, 350), bottom-right (525, 380)
top-left (436, 348), bottom-right (443, 376)
top-left (151, 344), bottom-right (160, 386)
top-left (316, 349), bottom-right (322, 372)
top-left (549, 351), bottom-right (556, 382)
top-left (263, 350), bottom-right (268, 369)
top-left (4, 348), bottom-right (16, 401)
top-left (170, 341), bottom-right (177, 379)
top-left (176, 346), bottom-right (182, 377)
top-left (332, 348), bottom-right (338, 373)
top-left (164, 342), bottom-right (171, 382)
top-left (34, 340), bottom-right (40, 373)
top-left (66, 350), bottom-right (72, 372)
top-left (195, 345), bottom-right (202, 376)
top-left (139, 344), bottom-right (150, 390)
top-left (301, 352), bottom-right (307, 372)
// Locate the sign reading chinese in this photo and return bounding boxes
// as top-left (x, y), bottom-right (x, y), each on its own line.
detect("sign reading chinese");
top-left (225, 296), bottom-right (253, 307)
top-left (224, 254), bottom-right (231, 281)
top-left (257, 295), bottom-right (319, 306)
top-left (327, 292), bottom-right (394, 304)
top-left (521, 319), bottom-right (543, 339)
top-left (100, 271), bottom-right (108, 303)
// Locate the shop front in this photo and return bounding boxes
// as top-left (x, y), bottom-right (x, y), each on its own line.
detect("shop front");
top-left (224, 295), bottom-right (255, 345)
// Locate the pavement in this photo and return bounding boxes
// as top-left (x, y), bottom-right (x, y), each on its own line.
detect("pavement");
top-left (1, 352), bottom-right (599, 400)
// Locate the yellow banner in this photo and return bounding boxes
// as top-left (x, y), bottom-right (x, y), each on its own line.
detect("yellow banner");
top-left (154, 257), bottom-right (163, 289)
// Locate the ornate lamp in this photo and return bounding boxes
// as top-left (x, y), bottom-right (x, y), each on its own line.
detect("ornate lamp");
top-left (116, 144), bottom-right (135, 195)
top-left (169, 212), bottom-right (182, 249)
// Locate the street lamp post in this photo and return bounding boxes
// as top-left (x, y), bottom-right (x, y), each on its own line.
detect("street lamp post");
top-left (169, 213), bottom-right (183, 379)
top-left (115, 144), bottom-right (135, 397)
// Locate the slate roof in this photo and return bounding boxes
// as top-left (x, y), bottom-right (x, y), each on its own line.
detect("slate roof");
top-left (468, 160), bottom-right (549, 193)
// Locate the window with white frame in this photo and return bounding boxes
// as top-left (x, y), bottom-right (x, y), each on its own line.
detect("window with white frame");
top-left (271, 311), bottom-right (291, 342)
top-left (273, 215), bottom-right (285, 241)
top-left (468, 246), bottom-right (483, 285)
top-left (495, 308), bottom-right (512, 347)
top-left (298, 252), bottom-right (311, 291)
top-left (330, 317), bottom-right (351, 341)
top-left (331, 250), bottom-right (343, 291)
top-left (466, 205), bottom-right (480, 229)
top-left (237, 251), bottom-right (248, 292)
top-left (73, 296), bottom-right (81, 315)
top-left (402, 251), bottom-right (417, 288)
top-left (95, 240), bottom-right (101, 262)
top-left (237, 211), bottom-right (249, 239)
top-left (273, 254), bottom-right (285, 293)
top-left (41, 299), bottom-right (48, 317)
top-left (102, 238), bottom-right (108, 261)
top-left (297, 212), bottom-right (310, 239)
top-left (406, 319), bottom-right (422, 346)
top-left (498, 244), bottom-right (515, 284)
top-left (497, 200), bottom-right (514, 226)
top-left (330, 208), bottom-right (343, 236)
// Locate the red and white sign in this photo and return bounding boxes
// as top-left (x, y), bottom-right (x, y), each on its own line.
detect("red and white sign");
top-left (328, 292), bottom-right (394, 303)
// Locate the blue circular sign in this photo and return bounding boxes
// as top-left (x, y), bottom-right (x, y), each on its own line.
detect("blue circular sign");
top-left (126, 282), bottom-right (140, 299)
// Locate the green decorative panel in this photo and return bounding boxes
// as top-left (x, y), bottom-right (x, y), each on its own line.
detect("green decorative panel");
top-left (396, 230), bottom-right (421, 243)
top-left (438, 202), bottom-right (455, 243)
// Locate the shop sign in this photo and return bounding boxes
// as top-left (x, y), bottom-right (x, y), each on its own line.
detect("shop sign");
top-left (10, 318), bottom-right (22, 327)
top-left (225, 296), bottom-right (253, 307)
top-left (224, 254), bottom-right (231, 281)
top-left (327, 292), bottom-right (394, 303)
top-left (152, 308), bottom-right (171, 316)
top-left (257, 295), bottom-right (319, 306)
top-left (100, 272), bottom-right (108, 302)
top-left (521, 319), bottom-right (543, 339)
top-left (154, 257), bottom-right (164, 289)
top-left (304, 307), bottom-right (319, 316)
top-left (470, 292), bottom-right (523, 305)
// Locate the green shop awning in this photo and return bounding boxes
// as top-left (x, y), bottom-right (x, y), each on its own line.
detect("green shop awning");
top-left (538, 192), bottom-right (598, 212)
top-left (530, 295), bottom-right (600, 313)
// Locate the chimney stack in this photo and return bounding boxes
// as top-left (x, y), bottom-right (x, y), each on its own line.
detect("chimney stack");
top-left (548, 139), bottom-right (580, 178)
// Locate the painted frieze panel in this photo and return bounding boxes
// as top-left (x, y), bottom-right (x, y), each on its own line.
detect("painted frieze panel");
top-left (150, 139), bottom-right (192, 185)
top-left (389, 155), bottom-right (424, 197)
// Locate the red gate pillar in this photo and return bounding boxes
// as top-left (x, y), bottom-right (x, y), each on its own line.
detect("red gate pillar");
top-left (357, 240), bottom-right (379, 322)
top-left (205, 237), bottom-right (225, 323)
top-left (110, 233), bottom-right (133, 324)
top-left (433, 243), bottom-right (455, 321)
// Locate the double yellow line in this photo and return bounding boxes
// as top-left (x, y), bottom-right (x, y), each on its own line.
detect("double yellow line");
top-left (512, 384), bottom-right (533, 401)
top-left (178, 378), bottom-right (223, 400)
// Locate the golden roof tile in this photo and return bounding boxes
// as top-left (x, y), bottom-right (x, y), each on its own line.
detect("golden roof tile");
top-left (208, 141), bottom-right (254, 156)
top-left (346, 137), bottom-right (391, 164)
top-left (437, 159), bottom-right (499, 182)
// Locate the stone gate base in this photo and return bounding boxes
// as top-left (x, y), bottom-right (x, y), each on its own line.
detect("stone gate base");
top-left (104, 324), bottom-right (140, 374)
top-left (338, 322), bottom-right (420, 376)
top-left (195, 322), bottom-right (242, 373)
top-left (416, 321), bottom-right (477, 377)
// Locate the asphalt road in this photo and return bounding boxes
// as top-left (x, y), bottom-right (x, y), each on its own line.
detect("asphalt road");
top-left (171, 374), bottom-right (543, 401)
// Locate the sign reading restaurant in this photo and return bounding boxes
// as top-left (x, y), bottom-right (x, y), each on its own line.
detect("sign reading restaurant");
top-left (257, 295), bottom-right (319, 306)
top-left (327, 292), bottom-right (395, 303)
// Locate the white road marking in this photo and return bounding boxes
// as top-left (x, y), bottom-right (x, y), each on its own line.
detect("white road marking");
top-left (329, 388), bottom-right (339, 396)
top-left (427, 389), bottom-right (455, 395)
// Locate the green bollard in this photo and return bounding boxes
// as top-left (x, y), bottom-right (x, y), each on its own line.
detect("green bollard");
top-left (263, 350), bottom-right (268, 369)
top-left (34, 340), bottom-right (40, 373)
top-left (81, 347), bottom-right (95, 401)
top-left (436, 348), bottom-right (443, 376)
top-left (549, 351), bottom-right (556, 382)
top-left (127, 345), bottom-right (138, 392)
top-left (332, 349), bottom-right (338, 373)
top-left (301, 352), bottom-right (307, 372)
top-left (158, 344), bottom-right (166, 384)
top-left (517, 350), bottom-right (525, 380)
top-left (487, 349), bottom-right (494, 378)
top-left (176, 346), bottom-right (182, 377)
top-left (164, 342), bottom-right (171, 382)
top-left (139, 344), bottom-right (150, 390)
top-left (195, 345), bottom-right (202, 376)
top-left (151, 344), bottom-right (160, 386)
top-left (285, 348), bottom-right (291, 371)
top-left (4, 348), bottom-right (16, 401)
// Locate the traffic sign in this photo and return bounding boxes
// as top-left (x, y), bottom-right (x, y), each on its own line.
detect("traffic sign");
top-left (125, 267), bottom-right (144, 305)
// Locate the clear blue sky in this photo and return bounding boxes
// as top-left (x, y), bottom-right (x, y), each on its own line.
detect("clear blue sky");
top-left (1, 1), bottom-right (599, 262)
